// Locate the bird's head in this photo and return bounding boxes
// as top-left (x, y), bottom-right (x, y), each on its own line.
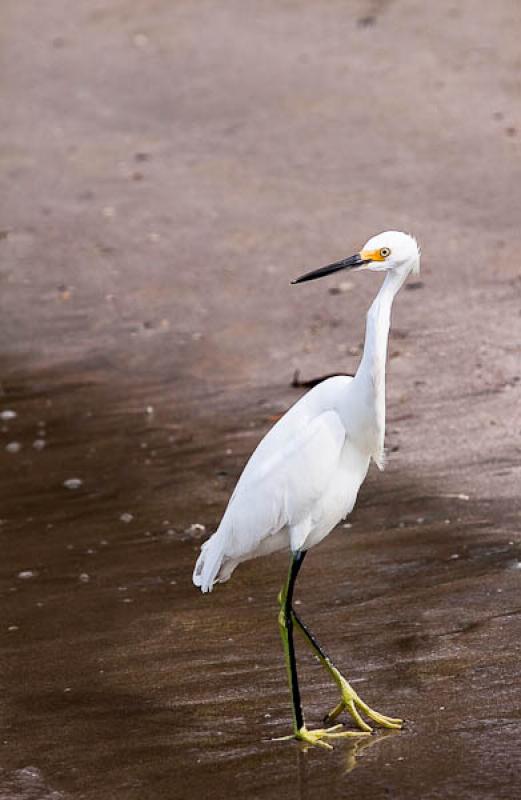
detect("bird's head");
top-left (292, 230), bottom-right (420, 284)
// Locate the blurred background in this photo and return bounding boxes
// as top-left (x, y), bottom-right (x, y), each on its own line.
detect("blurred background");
top-left (1, 1), bottom-right (520, 798)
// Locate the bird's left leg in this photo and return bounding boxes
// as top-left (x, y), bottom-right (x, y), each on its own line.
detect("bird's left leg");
top-left (276, 551), bottom-right (365, 749)
top-left (292, 610), bottom-right (403, 732)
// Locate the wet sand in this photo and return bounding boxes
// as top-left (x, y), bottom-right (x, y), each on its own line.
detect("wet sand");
top-left (1, 1), bottom-right (521, 798)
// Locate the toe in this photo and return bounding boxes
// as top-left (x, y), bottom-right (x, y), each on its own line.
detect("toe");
top-left (346, 700), bottom-right (373, 733)
top-left (363, 709), bottom-right (403, 729)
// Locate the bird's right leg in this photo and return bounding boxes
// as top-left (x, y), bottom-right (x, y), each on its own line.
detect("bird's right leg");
top-left (292, 611), bottom-right (403, 732)
top-left (276, 552), bottom-right (366, 749)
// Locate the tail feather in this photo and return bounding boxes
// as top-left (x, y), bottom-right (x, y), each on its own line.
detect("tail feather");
top-left (192, 531), bottom-right (225, 593)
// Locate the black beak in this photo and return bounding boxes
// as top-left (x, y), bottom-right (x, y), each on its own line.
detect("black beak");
top-left (291, 253), bottom-right (371, 284)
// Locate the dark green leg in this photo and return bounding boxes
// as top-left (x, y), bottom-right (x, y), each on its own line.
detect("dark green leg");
top-left (292, 609), bottom-right (336, 672)
top-left (276, 551), bottom-right (368, 749)
top-left (278, 550), bottom-right (307, 731)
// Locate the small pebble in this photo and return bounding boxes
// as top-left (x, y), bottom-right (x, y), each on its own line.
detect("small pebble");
top-left (18, 570), bottom-right (36, 580)
top-left (0, 410), bottom-right (16, 421)
top-left (8, 625), bottom-right (19, 632)
top-left (120, 512), bottom-right (134, 523)
top-left (33, 439), bottom-right (46, 450)
top-left (6, 442), bottom-right (21, 453)
top-left (184, 523), bottom-right (206, 536)
top-left (63, 478), bottom-right (83, 490)
top-left (79, 573), bottom-right (90, 583)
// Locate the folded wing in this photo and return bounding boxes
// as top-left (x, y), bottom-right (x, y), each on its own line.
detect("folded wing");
top-left (220, 409), bottom-right (346, 560)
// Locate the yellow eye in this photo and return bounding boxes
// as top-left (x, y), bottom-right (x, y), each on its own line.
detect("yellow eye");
top-left (380, 247), bottom-right (391, 258)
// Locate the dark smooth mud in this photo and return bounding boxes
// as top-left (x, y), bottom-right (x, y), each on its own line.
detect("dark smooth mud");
top-left (1, 364), bottom-right (520, 800)
top-left (2, 1), bottom-right (521, 798)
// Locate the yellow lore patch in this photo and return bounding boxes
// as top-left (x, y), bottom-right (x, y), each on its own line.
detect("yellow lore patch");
top-left (361, 248), bottom-right (387, 262)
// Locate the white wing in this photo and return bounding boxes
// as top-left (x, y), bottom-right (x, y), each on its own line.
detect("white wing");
top-left (220, 405), bottom-right (346, 560)
top-left (237, 375), bottom-right (352, 477)
top-left (193, 376), bottom-right (354, 591)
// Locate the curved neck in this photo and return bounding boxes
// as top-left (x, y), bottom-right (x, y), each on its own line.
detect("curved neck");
top-left (356, 269), bottom-right (407, 384)
top-left (348, 268), bottom-right (408, 467)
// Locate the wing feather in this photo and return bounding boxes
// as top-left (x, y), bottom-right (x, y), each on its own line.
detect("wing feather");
top-left (220, 409), bottom-right (346, 559)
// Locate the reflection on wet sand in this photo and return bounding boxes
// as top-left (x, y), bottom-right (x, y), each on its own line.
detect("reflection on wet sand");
top-left (294, 730), bottom-right (399, 783)
top-left (340, 731), bottom-right (400, 775)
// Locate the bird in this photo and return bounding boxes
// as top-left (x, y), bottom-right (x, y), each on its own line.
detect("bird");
top-left (193, 230), bottom-right (420, 749)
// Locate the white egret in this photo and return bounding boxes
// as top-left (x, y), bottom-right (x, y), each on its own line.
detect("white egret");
top-left (193, 230), bottom-right (420, 749)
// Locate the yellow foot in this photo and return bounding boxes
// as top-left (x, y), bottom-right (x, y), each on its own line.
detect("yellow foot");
top-left (275, 724), bottom-right (370, 751)
top-left (324, 672), bottom-right (403, 733)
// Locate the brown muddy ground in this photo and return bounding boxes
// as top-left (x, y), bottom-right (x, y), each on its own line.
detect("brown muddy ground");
top-left (1, 1), bottom-right (521, 798)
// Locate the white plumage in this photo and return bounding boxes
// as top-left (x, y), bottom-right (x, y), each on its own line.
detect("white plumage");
top-left (193, 231), bottom-right (420, 594)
